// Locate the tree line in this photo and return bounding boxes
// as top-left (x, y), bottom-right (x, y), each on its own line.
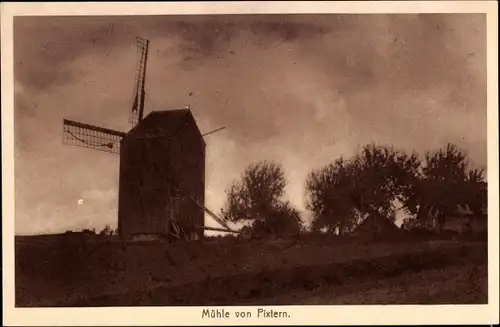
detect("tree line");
top-left (221, 143), bottom-right (487, 238)
top-left (80, 225), bottom-right (117, 236)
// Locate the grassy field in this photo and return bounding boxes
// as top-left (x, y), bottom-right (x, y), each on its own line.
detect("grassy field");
top-left (15, 235), bottom-right (487, 306)
top-left (251, 263), bottom-right (487, 305)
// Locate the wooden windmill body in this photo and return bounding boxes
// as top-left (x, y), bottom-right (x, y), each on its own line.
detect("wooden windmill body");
top-left (62, 37), bottom-right (236, 240)
top-left (118, 109), bottom-right (206, 240)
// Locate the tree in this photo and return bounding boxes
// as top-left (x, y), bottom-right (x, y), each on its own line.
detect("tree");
top-left (306, 157), bottom-right (360, 234)
top-left (418, 143), bottom-right (486, 232)
top-left (352, 144), bottom-right (421, 217)
top-left (99, 224), bottom-right (114, 236)
top-left (251, 201), bottom-right (305, 237)
top-left (221, 161), bottom-right (302, 237)
top-left (305, 144), bottom-right (420, 235)
top-left (401, 217), bottom-right (419, 230)
top-left (306, 142), bottom-right (486, 235)
top-left (464, 168), bottom-right (487, 215)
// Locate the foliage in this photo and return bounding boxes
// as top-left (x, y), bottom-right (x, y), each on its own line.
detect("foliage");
top-left (98, 224), bottom-right (115, 236)
top-left (400, 217), bottom-right (420, 230)
top-left (464, 168), bottom-right (487, 215)
top-left (251, 201), bottom-right (305, 238)
top-left (223, 144), bottom-right (485, 237)
top-left (306, 144), bottom-right (420, 234)
top-left (222, 161), bottom-right (285, 223)
top-left (306, 157), bottom-right (360, 234)
top-left (416, 143), bottom-right (487, 231)
top-left (353, 144), bottom-right (421, 216)
top-left (307, 142), bottom-right (487, 234)
top-left (221, 161), bottom-right (303, 238)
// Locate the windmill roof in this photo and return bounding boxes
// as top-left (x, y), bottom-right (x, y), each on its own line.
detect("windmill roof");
top-left (135, 109), bottom-right (191, 132)
top-left (126, 109), bottom-right (204, 143)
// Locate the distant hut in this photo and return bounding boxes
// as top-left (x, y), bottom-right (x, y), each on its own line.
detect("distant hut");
top-left (352, 212), bottom-right (401, 239)
top-left (401, 204), bottom-right (487, 238)
top-left (442, 205), bottom-right (487, 235)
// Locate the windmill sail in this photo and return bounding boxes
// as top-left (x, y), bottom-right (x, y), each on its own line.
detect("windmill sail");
top-left (129, 37), bottom-right (150, 127)
top-left (63, 119), bottom-right (125, 154)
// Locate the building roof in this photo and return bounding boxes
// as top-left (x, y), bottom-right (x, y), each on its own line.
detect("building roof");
top-left (126, 109), bottom-right (204, 143)
top-left (353, 212), bottom-right (401, 235)
top-left (455, 204), bottom-right (487, 216)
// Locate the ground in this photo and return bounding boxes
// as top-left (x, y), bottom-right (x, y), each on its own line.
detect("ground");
top-left (15, 234), bottom-right (487, 307)
top-left (251, 263), bottom-right (487, 305)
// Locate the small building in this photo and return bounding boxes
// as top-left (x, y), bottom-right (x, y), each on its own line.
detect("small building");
top-left (444, 214), bottom-right (487, 234)
top-left (443, 205), bottom-right (487, 234)
top-left (352, 212), bottom-right (402, 239)
top-left (415, 204), bottom-right (487, 235)
top-left (117, 109), bottom-right (206, 240)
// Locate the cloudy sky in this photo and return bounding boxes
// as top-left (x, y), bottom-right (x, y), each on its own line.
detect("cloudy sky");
top-left (14, 14), bottom-right (486, 235)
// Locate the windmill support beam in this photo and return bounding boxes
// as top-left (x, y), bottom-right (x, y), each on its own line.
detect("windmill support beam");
top-left (186, 195), bottom-right (235, 233)
top-left (163, 174), bottom-right (235, 233)
top-left (196, 226), bottom-right (240, 234)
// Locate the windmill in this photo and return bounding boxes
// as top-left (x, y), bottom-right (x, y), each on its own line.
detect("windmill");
top-left (63, 37), bottom-right (236, 240)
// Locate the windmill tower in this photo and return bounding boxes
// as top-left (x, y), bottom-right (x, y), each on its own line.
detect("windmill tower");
top-left (63, 37), bottom-right (236, 240)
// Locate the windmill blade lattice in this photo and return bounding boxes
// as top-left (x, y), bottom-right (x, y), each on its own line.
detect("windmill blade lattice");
top-left (63, 119), bottom-right (125, 154)
top-left (129, 37), bottom-right (150, 127)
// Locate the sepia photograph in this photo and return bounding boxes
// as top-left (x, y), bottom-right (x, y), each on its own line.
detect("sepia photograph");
top-left (2, 1), bottom-right (499, 326)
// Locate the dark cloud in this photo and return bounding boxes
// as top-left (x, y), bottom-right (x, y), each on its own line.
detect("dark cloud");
top-left (174, 19), bottom-right (238, 70)
top-left (15, 15), bottom-right (331, 88)
top-left (248, 19), bottom-right (329, 43)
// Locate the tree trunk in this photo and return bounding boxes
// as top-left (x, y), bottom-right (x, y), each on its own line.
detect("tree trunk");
top-left (437, 212), bottom-right (446, 234)
top-left (416, 204), bottom-right (428, 228)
